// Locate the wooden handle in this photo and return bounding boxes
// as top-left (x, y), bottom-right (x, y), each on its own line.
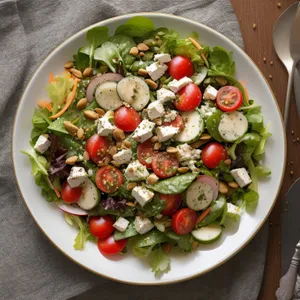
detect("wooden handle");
top-left (275, 241), bottom-right (300, 300)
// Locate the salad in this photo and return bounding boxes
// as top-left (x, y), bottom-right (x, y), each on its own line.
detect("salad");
top-left (22, 17), bottom-right (272, 276)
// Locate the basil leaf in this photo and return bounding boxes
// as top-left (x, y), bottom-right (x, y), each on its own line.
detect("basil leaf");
top-left (146, 173), bottom-right (198, 194)
top-left (206, 111), bottom-right (224, 142)
top-left (131, 230), bottom-right (168, 248)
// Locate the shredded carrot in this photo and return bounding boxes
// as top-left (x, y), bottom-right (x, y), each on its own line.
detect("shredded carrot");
top-left (38, 100), bottom-right (52, 112)
top-left (48, 73), bottom-right (56, 83)
top-left (49, 80), bottom-right (78, 120)
top-left (196, 207), bottom-right (211, 224)
top-left (53, 187), bottom-right (61, 198)
top-left (162, 243), bottom-right (173, 254)
top-left (188, 37), bottom-right (209, 68)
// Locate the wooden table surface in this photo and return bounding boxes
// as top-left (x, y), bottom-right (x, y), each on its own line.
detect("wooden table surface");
top-left (230, 0), bottom-right (300, 299)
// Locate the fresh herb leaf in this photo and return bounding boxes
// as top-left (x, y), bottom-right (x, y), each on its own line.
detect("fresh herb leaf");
top-left (137, 195), bottom-right (165, 217)
top-left (255, 165), bottom-right (271, 178)
top-left (165, 231), bottom-right (194, 252)
top-left (114, 221), bottom-right (137, 241)
top-left (206, 110), bottom-right (224, 142)
top-left (243, 189), bottom-right (259, 207)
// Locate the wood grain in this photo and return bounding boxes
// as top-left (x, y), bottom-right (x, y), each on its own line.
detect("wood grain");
top-left (230, 0), bottom-right (300, 299)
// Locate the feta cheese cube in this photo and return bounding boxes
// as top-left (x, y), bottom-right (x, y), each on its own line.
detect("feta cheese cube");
top-left (203, 85), bottom-right (218, 101)
top-left (176, 143), bottom-right (201, 162)
top-left (230, 168), bottom-right (252, 188)
top-left (164, 110), bottom-right (177, 123)
top-left (113, 217), bottom-right (130, 232)
top-left (168, 76), bottom-right (193, 93)
top-left (67, 166), bottom-right (88, 188)
top-left (112, 149), bottom-right (132, 165)
top-left (34, 134), bottom-right (51, 154)
top-left (156, 126), bottom-right (179, 142)
top-left (132, 186), bottom-right (154, 207)
top-left (135, 216), bottom-right (154, 234)
top-left (146, 62), bottom-right (168, 81)
top-left (132, 120), bottom-right (155, 143)
top-left (199, 103), bottom-right (217, 118)
top-left (147, 101), bottom-right (165, 120)
top-left (125, 160), bottom-right (149, 181)
top-left (97, 111), bottom-right (115, 136)
top-left (227, 203), bottom-right (241, 220)
top-left (157, 88), bottom-right (176, 103)
top-left (154, 53), bottom-right (171, 63)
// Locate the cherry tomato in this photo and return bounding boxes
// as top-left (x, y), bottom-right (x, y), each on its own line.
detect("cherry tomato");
top-left (163, 115), bottom-right (184, 132)
top-left (174, 83), bottom-right (202, 111)
top-left (85, 134), bottom-right (109, 164)
top-left (202, 142), bottom-right (228, 169)
top-left (168, 56), bottom-right (194, 80)
top-left (152, 152), bottom-right (179, 179)
top-left (137, 140), bottom-right (154, 168)
top-left (114, 106), bottom-right (141, 132)
top-left (97, 235), bottom-right (127, 256)
top-left (95, 166), bottom-right (124, 193)
top-left (89, 216), bottom-right (114, 239)
top-left (61, 182), bottom-right (82, 203)
top-left (172, 208), bottom-right (198, 235)
top-left (216, 86), bottom-right (243, 112)
top-left (160, 194), bottom-right (182, 216)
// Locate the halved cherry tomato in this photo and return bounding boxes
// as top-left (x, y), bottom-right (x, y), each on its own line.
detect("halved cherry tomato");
top-left (137, 140), bottom-right (154, 168)
top-left (163, 115), bottom-right (184, 132)
top-left (97, 235), bottom-right (127, 256)
top-left (61, 182), bottom-right (82, 203)
top-left (168, 55), bottom-right (194, 80)
top-left (95, 166), bottom-right (123, 193)
top-left (216, 86), bottom-right (243, 112)
top-left (202, 142), bottom-right (228, 169)
top-left (89, 216), bottom-right (114, 239)
top-left (114, 106), bottom-right (141, 132)
top-left (160, 194), bottom-right (182, 216)
top-left (172, 208), bottom-right (198, 235)
top-left (152, 152), bottom-right (179, 179)
top-left (174, 83), bottom-right (202, 112)
top-left (85, 134), bottom-right (109, 164)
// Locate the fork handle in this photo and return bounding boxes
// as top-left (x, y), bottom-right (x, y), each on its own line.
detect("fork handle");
top-left (275, 241), bottom-right (300, 300)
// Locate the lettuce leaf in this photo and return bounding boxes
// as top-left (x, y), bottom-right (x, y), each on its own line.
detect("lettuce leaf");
top-left (64, 214), bottom-right (94, 250)
top-left (147, 248), bottom-right (171, 276)
top-left (253, 123), bottom-right (272, 161)
top-left (255, 165), bottom-right (271, 178)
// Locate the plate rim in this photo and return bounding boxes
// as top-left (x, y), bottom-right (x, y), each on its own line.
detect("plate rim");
top-left (11, 12), bottom-right (287, 285)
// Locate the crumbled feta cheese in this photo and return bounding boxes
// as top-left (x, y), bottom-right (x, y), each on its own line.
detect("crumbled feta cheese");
top-left (135, 215), bottom-right (154, 234)
top-left (181, 160), bottom-right (199, 172)
top-left (132, 120), bottom-right (155, 143)
top-left (34, 134), bottom-right (51, 154)
top-left (176, 143), bottom-right (201, 163)
top-left (147, 101), bottom-right (165, 120)
top-left (113, 217), bottom-right (130, 232)
top-left (230, 168), bottom-right (252, 188)
top-left (156, 126), bottom-right (179, 142)
top-left (132, 186), bottom-right (154, 207)
top-left (67, 166), bottom-right (88, 188)
top-left (157, 88), bottom-right (176, 103)
top-left (154, 53), bottom-right (171, 63)
top-left (146, 62), bottom-right (168, 81)
top-left (168, 76), bottom-right (193, 93)
top-left (227, 203), bottom-right (241, 220)
top-left (97, 111), bottom-right (115, 136)
top-left (199, 102), bottom-right (217, 118)
top-left (87, 169), bottom-right (94, 176)
top-left (125, 160), bottom-right (149, 181)
top-left (203, 85), bottom-right (218, 101)
top-left (112, 149), bottom-right (132, 165)
top-left (164, 110), bottom-right (178, 123)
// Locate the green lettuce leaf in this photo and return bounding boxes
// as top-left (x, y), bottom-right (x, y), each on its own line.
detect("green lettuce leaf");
top-left (253, 123), bottom-right (272, 161)
top-left (165, 231), bottom-right (194, 252)
top-left (255, 165), bottom-right (271, 178)
top-left (114, 221), bottom-right (138, 241)
top-left (32, 108), bottom-right (51, 129)
top-left (137, 195), bottom-right (165, 217)
top-left (147, 248), bottom-right (171, 276)
top-left (64, 214), bottom-right (93, 250)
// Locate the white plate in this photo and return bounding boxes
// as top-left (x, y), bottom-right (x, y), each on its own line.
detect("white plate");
top-left (12, 13), bottom-right (286, 285)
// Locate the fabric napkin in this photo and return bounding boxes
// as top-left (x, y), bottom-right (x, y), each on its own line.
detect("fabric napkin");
top-left (0, 0), bottom-right (269, 299)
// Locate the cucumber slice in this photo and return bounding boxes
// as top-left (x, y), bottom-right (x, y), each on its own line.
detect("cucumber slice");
top-left (117, 76), bottom-right (150, 111)
top-left (95, 81), bottom-right (123, 111)
top-left (77, 178), bottom-right (100, 210)
top-left (192, 223), bottom-right (222, 244)
top-left (191, 66), bottom-right (208, 85)
top-left (175, 110), bottom-right (204, 144)
top-left (186, 180), bottom-right (214, 211)
top-left (218, 111), bottom-right (248, 142)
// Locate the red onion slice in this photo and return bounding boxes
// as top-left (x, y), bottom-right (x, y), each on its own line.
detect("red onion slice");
top-left (197, 175), bottom-right (219, 201)
top-left (86, 73), bottom-right (123, 102)
top-left (58, 203), bottom-right (88, 216)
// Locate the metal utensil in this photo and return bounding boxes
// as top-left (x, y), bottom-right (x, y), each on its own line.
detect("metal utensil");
top-left (294, 63), bottom-right (300, 117)
top-left (275, 178), bottom-right (300, 300)
top-left (273, 2), bottom-right (300, 126)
